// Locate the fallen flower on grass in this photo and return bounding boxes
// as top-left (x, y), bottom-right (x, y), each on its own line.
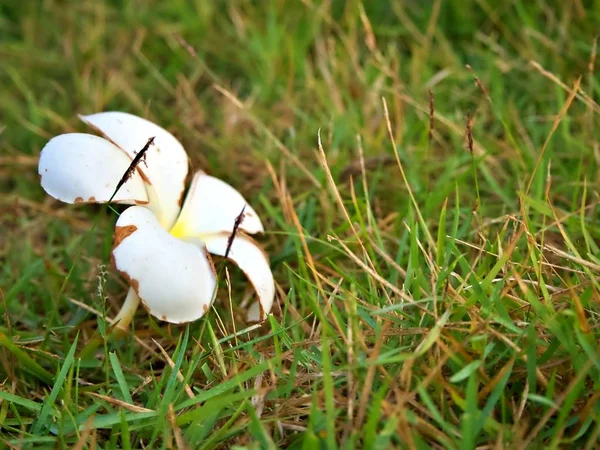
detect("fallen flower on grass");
top-left (38, 112), bottom-right (274, 328)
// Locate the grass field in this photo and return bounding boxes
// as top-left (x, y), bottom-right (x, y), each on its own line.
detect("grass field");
top-left (1, 1), bottom-right (600, 448)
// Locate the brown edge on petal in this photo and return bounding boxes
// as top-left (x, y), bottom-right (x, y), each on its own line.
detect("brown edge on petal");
top-left (79, 115), bottom-right (152, 185)
top-left (76, 195), bottom-right (136, 204)
top-left (202, 245), bottom-right (218, 277)
top-left (137, 294), bottom-right (198, 325)
top-left (110, 256), bottom-right (155, 323)
top-left (178, 168), bottom-right (202, 207)
top-left (177, 185), bottom-right (186, 207)
top-left (110, 228), bottom-right (211, 326)
top-left (120, 270), bottom-right (140, 292)
top-left (113, 225), bottom-right (138, 247)
top-left (137, 170), bottom-right (151, 184)
top-left (111, 225), bottom-right (141, 294)
top-left (79, 116), bottom-right (121, 149)
top-left (135, 293), bottom-right (153, 318)
top-left (109, 225), bottom-right (176, 324)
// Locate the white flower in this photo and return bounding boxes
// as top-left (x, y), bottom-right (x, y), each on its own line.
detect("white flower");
top-left (38, 112), bottom-right (274, 326)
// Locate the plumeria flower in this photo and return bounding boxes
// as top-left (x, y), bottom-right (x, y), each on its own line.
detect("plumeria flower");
top-left (38, 112), bottom-right (274, 327)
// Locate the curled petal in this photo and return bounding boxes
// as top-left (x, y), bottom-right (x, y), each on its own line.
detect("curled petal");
top-left (204, 232), bottom-right (274, 321)
top-left (171, 171), bottom-right (264, 238)
top-left (38, 133), bottom-right (148, 204)
top-left (80, 112), bottom-right (188, 229)
top-left (112, 206), bottom-right (217, 324)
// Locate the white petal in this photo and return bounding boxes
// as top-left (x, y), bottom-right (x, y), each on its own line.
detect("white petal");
top-left (38, 133), bottom-right (148, 204)
top-left (80, 112), bottom-right (188, 229)
top-left (171, 171), bottom-right (264, 238)
top-left (204, 232), bottom-right (274, 321)
top-left (246, 301), bottom-right (263, 323)
top-left (112, 206), bottom-right (217, 324)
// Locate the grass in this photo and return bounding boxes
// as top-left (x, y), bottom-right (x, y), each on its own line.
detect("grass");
top-left (1, 0), bottom-right (599, 448)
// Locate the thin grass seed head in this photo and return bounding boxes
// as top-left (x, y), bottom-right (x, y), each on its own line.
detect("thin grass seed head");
top-left (38, 111), bottom-right (275, 326)
top-left (96, 264), bottom-right (108, 303)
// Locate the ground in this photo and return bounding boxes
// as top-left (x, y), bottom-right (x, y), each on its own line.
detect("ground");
top-left (0, 1), bottom-right (599, 449)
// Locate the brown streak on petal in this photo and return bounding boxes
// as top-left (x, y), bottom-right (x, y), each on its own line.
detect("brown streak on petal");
top-left (137, 168), bottom-right (151, 184)
top-left (177, 186), bottom-right (185, 206)
top-left (203, 247), bottom-right (217, 276)
top-left (81, 118), bottom-right (122, 149)
top-left (111, 257), bottom-right (145, 318)
top-left (138, 296), bottom-right (194, 324)
top-left (113, 225), bottom-right (138, 247)
top-left (202, 304), bottom-right (208, 313)
top-left (80, 117), bottom-right (152, 185)
top-left (135, 199), bottom-right (149, 205)
top-left (138, 297), bottom-right (151, 314)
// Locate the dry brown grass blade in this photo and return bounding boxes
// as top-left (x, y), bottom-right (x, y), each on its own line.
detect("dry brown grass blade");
top-left (477, 357), bottom-right (517, 402)
top-left (317, 129), bottom-right (377, 269)
top-left (356, 134), bottom-right (373, 230)
top-left (265, 161), bottom-right (312, 334)
top-left (521, 359), bottom-right (594, 448)
top-left (265, 157), bottom-right (329, 332)
top-left (544, 244), bottom-right (600, 273)
top-left (396, 351), bottom-right (451, 410)
top-left (311, 278), bottom-right (346, 342)
top-left (353, 320), bottom-right (390, 430)
top-left (485, 290), bottom-right (548, 389)
top-left (285, 187), bottom-right (328, 316)
top-left (3, 197), bottom-right (91, 231)
top-left (84, 391), bottom-right (154, 413)
top-left (224, 268), bottom-right (238, 348)
top-left (530, 61), bottom-right (600, 114)
top-left (570, 288), bottom-right (592, 334)
top-left (0, 287), bottom-right (15, 382)
top-left (395, 91), bottom-right (500, 164)
top-left (213, 83), bottom-right (320, 188)
top-left (0, 155), bottom-right (39, 166)
top-left (382, 97), bottom-right (435, 250)
top-left (67, 297), bottom-right (159, 356)
top-left (168, 404), bottom-right (191, 450)
top-left (327, 234), bottom-right (430, 315)
top-left (152, 339), bottom-right (195, 399)
top-left (72, 416), bottom-right (96, 450)
top-left (525, 76), bottom-right (582, 195)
